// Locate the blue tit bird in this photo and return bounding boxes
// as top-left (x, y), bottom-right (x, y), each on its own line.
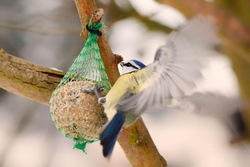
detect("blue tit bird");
top-left (86, 17), bottom-right (220, 157)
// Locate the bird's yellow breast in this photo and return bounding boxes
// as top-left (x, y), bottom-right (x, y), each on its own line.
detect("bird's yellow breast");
top-left (104, 71), bottom-right (150, 120)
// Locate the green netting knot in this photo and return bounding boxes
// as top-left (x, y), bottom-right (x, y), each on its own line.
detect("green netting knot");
top-left (74, 142), bottom-right (87, 154)
top-left (49, 19), bottom-right (111, 154)
top-left (73, 138), bottom-right (96, 154)
top-left (86, 19), bottom-right (104, 36)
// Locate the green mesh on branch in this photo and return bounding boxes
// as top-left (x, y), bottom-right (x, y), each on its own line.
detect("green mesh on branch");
top-left (49, 20), bottom-right (111, 154)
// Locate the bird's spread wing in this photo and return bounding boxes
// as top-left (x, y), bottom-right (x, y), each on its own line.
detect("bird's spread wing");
top-left (118, 17), bottom-right (219, 115)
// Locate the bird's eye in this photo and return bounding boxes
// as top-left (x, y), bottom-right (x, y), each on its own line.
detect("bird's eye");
top-left (124, 63), bottom-right (131, 67)
top-left (124, 62), bottom-right (139, 69)
top-left (120, 62), bottom-right (124, 67)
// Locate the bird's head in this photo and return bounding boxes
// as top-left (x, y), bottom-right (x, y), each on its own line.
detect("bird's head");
top-left (119, 60), bottom-right (146, 75)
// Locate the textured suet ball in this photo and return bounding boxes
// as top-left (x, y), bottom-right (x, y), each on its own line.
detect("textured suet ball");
top-left (50, 81), bottom-right (107, 142)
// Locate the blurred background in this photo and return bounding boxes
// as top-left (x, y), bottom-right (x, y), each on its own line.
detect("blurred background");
top-left (0, 0), bottom-right (250, 167)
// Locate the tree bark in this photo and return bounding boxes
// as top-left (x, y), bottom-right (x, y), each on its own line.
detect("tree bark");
top-left (0, 49), bottom-right (64, 105)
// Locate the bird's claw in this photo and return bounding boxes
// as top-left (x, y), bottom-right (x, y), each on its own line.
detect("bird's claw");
top-left (82, 84), bottom-right (104, 99)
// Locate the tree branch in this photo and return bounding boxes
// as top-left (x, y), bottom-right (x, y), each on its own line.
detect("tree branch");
top-left (0, 49), bottom-right (64, 105)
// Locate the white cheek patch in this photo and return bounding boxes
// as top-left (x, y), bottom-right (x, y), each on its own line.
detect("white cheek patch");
top-left (118, 64), bottom-right (123, 75)
top-left (121, 67), bottom-right (137, 75)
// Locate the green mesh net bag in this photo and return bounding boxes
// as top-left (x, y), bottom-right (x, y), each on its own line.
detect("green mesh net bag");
top-left (49, 20), bottom-right (111, 153)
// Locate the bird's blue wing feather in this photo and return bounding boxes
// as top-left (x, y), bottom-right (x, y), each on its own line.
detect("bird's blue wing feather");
top-left (100, 110), bottom-right (125, 157)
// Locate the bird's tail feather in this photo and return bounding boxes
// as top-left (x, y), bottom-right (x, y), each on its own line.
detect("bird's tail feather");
top-left (100, 110), bottom-right (125, 158)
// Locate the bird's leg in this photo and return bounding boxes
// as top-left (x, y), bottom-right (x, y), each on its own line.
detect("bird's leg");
top-left (82, 84), bottom-right (106, 104)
